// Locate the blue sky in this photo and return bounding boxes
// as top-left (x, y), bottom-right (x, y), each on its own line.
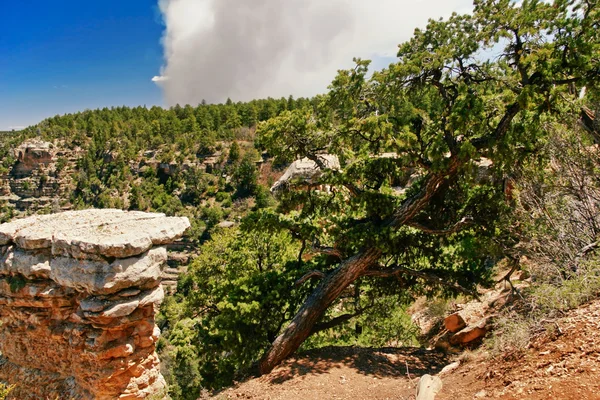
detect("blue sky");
top-left (0, 0), bottom-right (165, 130)
top-left (0, 0), bottom-right (473, 131)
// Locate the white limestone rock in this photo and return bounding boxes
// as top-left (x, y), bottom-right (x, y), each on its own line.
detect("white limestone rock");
top-left (1, 209), bottom-right (189, 259)
top-left (0, 247), bottom-right (51, 279)
top-left (50, 247), bottom-right (167, 295)
top-left (271, 154), bottom-right (340, 192)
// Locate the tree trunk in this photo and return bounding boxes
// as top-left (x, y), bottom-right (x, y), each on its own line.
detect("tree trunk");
top-left (259, 246), bottom-right (382, 374)
top-left (259, 160), bottom-right (461, 374)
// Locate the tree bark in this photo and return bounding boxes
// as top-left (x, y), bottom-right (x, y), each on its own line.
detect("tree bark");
top-left (259, 247), bottom-right (382, 374)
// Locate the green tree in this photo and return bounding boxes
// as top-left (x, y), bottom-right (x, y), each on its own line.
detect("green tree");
top-left (232, 149), bottom-right (259, 198)
top-left (163, 227), bottom-right (303, 395)
top-left (257, 0), bottom-right (600, 373)
top-left (227, 141), bottom-right (240, 164)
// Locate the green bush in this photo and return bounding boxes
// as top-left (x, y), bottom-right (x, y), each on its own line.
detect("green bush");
top-left (215, 192), bottom-right (230, 203)
top-left (159, 227), bottom-right (304, 395)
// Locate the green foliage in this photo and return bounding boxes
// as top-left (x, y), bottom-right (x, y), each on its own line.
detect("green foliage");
top-left (1, 98), bottom-right (306, 221)
top-left (488, 114), bottom-right (600, 355)
top-left (304, 291), bottom-right (421, 349)
top-left (159, 226), bottom-right (307, 395)
top-left (2, 0), bottom-right (599, 393)
top-left (7, 275), bottom-right (27, 293)
top-left (232, 150), bottom-right (259, 198)
top-left (0, 203), bottom-right (14, 223)
top-left (227, 141), bottom-right (241, 164)
top-left (530, 261), bottom-right (600, 314)
top-left (201, 206), bottom-right (224, 229)
top-left (254, 0), bottom-right (599, 370)
top-left (254, 185), bottom-right (275, 209)
top-left (487, 259), bottom-right (600, 356)
top-left (215, 192), bottom-right (230, 203)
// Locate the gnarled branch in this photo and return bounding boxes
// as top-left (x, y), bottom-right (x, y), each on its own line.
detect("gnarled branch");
top-left (311, 242), bottom-right (343, 259)
top-left (295, 270), bottom-right (326, 287)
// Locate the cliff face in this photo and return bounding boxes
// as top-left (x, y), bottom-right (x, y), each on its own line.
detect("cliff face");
top-left (0, 209), bottom-right (190, 399)
top-left (0, 139), bottom-right (75, 213)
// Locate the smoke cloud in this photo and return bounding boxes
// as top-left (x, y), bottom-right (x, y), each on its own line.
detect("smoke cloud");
top-left (156, 0), bottom-right (473, 106)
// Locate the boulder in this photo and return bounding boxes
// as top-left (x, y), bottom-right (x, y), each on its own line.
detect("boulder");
top-left (0, 209), bottom-right (190, 259)
top-left (444, 313), bottom-right (467, 333)
top-left (50, 247), bottom-right (166, 294)
top-left (271, 154), bottom-right (340, 192)
top-left (416, 374), bottom-right (443, 400)
top-left (450, 318), bottom-right (488, 345)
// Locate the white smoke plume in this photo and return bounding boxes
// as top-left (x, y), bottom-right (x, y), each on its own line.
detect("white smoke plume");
top-left (156, 0), bottom-right (473, 106)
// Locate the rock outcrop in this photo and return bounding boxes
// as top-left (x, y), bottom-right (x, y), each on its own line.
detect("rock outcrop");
top-left (270, 154), bottom-right (340, 193)
top-left (0, 139), bottom-right (77, 213)
top-left (0, 209), bottom-right (190, 399)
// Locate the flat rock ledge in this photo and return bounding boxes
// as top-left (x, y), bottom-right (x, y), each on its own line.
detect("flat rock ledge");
top-left (0, 209), bottom-right (190, 399)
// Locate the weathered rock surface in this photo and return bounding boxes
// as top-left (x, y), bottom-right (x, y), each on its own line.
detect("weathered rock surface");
top-left (0, 139), bottom-right (76, 213)
top-left (450, 318), bottom-right (488, 345)
top-left (0, 209), bottom-right (189, 399)
top-left (416, 374), bottom-right (443, 400)
top-left (444, 313), bottom-right (467, 333)
top-left (270, 154), bottom-right (340, 192)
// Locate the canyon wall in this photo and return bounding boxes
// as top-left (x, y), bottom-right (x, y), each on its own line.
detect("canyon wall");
top-left (0, 139), bottom-right (77, 213)
top-left (0, 209), bottom-right (190, 399)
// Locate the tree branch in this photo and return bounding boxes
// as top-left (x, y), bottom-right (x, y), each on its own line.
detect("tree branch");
top-left (472, 102), bottom-right (521, 150)
top-left (311, 241), bottom-right (343, 259)
top-left (362, 264), bottom-right (480, 300)
top-left (311, 307), bottom-right (371, 334)
top-left (295, 270), bottom-right (327, 287)
top-left (304, 153), bottom-right (362, 197)
top-left (581, 106), bottom-right (600, 143)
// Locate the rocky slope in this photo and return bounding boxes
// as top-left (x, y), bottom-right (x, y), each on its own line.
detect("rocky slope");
top-left (0, 209), bottom-right (189, 399)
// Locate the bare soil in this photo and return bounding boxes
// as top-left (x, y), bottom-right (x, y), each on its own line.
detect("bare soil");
top-left (213, 299), bottom-right (600, 400)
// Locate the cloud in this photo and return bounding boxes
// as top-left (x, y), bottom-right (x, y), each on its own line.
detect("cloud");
top-left (156, 0), bottom-right (473, 106)
top-left (7, 126), bottom-right (26, 131)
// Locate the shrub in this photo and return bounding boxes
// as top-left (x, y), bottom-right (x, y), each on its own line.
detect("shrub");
top-left (215, 192), bottom-right (230, 203)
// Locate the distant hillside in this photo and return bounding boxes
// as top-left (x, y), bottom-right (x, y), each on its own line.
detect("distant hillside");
top-left (0, 98), bottom-right (313, 235)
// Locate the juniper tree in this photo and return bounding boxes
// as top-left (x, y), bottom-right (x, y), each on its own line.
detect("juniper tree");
top-left (256, 0), bottom-right (600, 373)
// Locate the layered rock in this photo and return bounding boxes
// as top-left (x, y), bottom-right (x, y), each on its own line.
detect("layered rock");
top-left (0, 209), bottom-right (190, 399)
top-left (0, 139), bottom-right (76, 213)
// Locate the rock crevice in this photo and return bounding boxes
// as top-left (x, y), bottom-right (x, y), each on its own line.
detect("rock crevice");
top-left (0, 209), bottom-right (189, 399)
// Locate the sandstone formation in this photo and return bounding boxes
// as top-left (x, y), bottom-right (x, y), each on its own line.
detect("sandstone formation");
top-left (449, 318), bottom-right (488, 346)
top-left (0, 209), bottom-right (190, 399)
top-left (444, 313), bottom-right (467, 333)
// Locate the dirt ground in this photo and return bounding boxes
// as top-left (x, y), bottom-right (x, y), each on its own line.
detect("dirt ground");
top-left (213, 299), bottom-right (600, 400)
